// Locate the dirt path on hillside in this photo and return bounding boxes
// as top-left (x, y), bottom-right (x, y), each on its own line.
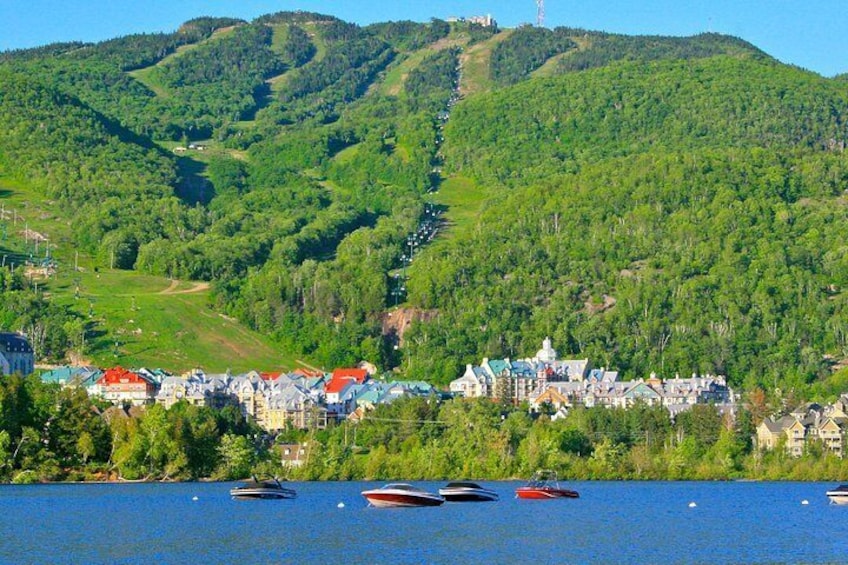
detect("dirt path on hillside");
top-left (159, 280), bottom-right (210, 295)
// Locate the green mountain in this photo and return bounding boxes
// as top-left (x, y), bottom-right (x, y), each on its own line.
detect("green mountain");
top-left (1, 13), bottom-right (847, 396)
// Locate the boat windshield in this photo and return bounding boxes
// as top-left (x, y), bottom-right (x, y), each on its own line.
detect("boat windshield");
top-left (527, 470), bottom-right (559, 487)
top-left (384, 483), bottom-right (420, 491)
top-left (239, 478), bottom-right (283, 488)
top-left (445, 482), bottom-right (483, 489)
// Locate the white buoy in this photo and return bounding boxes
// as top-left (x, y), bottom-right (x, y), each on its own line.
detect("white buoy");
top-left (192, 496), bottom-right (199, 501)
top-left (337, 502), bottom-right (345, 509)
top-left (688, 502), bottom-right (697, 508)
top-left (801, 499), bottom-right (809, 505)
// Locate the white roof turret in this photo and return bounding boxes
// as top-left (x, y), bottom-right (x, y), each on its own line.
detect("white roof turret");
top-left (536, 337), bottom-right (557, 363)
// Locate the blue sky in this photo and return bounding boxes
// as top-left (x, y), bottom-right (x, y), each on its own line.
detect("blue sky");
top-left (1, 1), bottom-right (845, 76)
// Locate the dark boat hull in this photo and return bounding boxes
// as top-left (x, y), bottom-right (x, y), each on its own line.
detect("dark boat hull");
top-left (439, 487), bottom-right (499, 502)
top-left (230, 486), bottom-right (296, 500)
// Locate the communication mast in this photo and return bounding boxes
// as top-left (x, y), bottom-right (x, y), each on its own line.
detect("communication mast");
top-left (536, 0), bottom-right (545, 27)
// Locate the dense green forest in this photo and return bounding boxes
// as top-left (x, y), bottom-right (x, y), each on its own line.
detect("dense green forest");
top-left (555, 30), bottom-right (767, 72)
top-left (2, 12), bottom-right (848, 404)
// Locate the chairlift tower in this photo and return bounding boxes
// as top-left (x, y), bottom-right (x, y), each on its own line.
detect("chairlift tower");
top-left (536, 0), bottom-right (545, 28)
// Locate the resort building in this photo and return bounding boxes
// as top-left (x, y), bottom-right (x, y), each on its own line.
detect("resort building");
top-left (756, 397), bottom-right (848, 458)
top-left (0, 331), bottom-right (34, 376)
top-left (451, 338), bottom-right (734, 416)
top-left (95, 367), bottom-right (157, 406)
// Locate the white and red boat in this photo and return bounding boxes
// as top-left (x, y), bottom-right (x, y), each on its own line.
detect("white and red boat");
top-left (361, 483), bottom-right (445, 508)
top-left (515, 470), bottom-right (579, 500)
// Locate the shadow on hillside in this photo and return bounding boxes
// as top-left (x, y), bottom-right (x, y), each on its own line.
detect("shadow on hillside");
top-left (175, 156), bottom-right (213, 205)
top-left (241, 80), bottom-right (276, 122)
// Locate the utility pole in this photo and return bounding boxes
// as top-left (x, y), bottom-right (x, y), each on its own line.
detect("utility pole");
top-left (536, 0), bottom-right (545, 27)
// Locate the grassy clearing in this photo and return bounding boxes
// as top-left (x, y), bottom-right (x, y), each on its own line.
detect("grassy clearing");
top-left (247, 23), bottom-right (330, 123)
top-left (269, 23), bottom-right (291, 55)
top-left (266, 24), bottom-right (295, 94)
top-left (49, 269), bottom-right (292, 373)
top-left (267, 72), bottom-right (291, 94)
top-left (0, 173), bottom-right (303, 373)
top-left (0, 174), bottom-right (72, 265)
top-left (459, 29), bottom-right (513, 96)
top-left (532, 53), bottom-right (569, 78)
top-left (128, 26), bottom-right (237, 98)
top-left (429, 175), bottom-right (491, 241)
top-left (380, 51), bottom-right (431, 96)
top-left (128, 66), bottom-right (170, 97)
top-left (532, 35), bottom-right (592, 78)
top-left (301, 23), bottom-right (328, 63)
top-left (332, 143), bottom-right (360, 165)
top-left (380, 35), bottom-right (469, 97)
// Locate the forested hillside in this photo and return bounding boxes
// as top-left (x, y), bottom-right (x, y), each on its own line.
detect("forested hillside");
top-left (411, 56), bottom-right (848, 387)
top-left (1, 13), bottom-right (848, 400)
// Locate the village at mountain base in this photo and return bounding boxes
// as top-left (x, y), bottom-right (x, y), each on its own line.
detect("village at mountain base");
top-left (3, 331), bottom-right (847, 459)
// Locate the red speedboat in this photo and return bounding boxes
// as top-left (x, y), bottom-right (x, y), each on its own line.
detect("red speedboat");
top-left (515, 470), bottom-right (579, 500)
top-left (361, 483), bottom-right (445, 508)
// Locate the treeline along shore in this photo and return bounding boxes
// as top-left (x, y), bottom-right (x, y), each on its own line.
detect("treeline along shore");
top-left (2, 373), bottom-right (847, 484)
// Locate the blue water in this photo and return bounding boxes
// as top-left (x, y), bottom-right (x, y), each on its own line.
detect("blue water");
top-left (0, 481), bottom-right (845, 564)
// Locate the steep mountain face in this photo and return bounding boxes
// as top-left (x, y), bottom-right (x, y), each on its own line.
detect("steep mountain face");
top-left (1, 13), bottom-right (847, 391)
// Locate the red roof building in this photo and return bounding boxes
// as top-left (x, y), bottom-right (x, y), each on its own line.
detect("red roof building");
top-left (324, 368), bottom-right (369, 406)
top-left (96, 367), bottom-right (156, 406)
top-left (330, 368), bottom-right (368, 383)
top-left (325, 378), bottom-right (355, 396)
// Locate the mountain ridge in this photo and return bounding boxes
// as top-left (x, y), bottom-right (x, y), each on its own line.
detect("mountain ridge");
top-left (1, 12), bottom-right (847, 398)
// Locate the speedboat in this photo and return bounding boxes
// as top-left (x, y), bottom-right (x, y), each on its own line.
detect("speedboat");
top-left (439, 481), bottom-right (499, 502)
top-left (230, 477), bottom-right (297, 500)
top-left (826, 484), bottom-right (848, 505)
top-left (515, 470), bottom-right (579, 500)
top-left (361, 483), bottom-right (445, 507)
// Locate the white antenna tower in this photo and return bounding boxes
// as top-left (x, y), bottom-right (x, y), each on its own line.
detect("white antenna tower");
top-left (536, 0), bottom-right (545, 27)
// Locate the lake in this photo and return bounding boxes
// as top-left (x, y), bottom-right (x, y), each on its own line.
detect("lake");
top-left (1, 480), bottom-right (844, 564)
